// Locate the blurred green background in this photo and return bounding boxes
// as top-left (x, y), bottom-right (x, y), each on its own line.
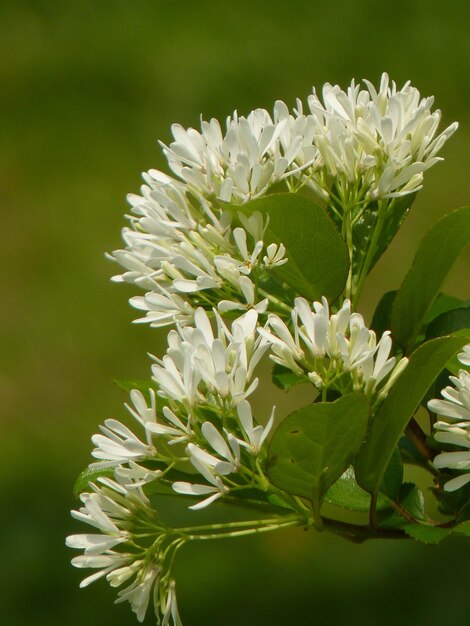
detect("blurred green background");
top-left (1, 1), bottom-right (469, 624)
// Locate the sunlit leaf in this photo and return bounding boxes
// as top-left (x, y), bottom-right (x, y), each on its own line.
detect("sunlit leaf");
top-left (355, 336), bottom-right (469, 499)
top-left (230, 193), bottom-right (350, 302)
top-left (391, 205), bottom-right (470, 349)
top-left (267, 394), bottom-right (369, 512)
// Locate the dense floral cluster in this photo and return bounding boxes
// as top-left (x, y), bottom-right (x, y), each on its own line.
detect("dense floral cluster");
top-left (260, 297), bottom-right (409, 402)
top-left (110, 73), bottom-right (456, 326)
top-left (68, 75), bottom-right (461, 625)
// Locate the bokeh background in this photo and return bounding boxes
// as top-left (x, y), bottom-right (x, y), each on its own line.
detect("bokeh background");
top-left (1, 1), bottom-right (469, 624)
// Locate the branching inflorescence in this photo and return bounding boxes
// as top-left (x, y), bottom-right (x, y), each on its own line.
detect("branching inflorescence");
top-left (68, 74), bottom-right (470, 625)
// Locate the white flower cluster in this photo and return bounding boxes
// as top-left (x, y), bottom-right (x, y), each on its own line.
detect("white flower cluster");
top-left (66, 477), bottom-right (182, 624)
top-left (161, 74), bottom-right (456, 206)
top-left (288, 73), bottom-right (458, 203)
top-left (260, 297), bottom-right (408, 400)
top-left (110, 74), bottom-right (455, 330)
top-left (162, 108), bottom-right (310, 204)
top-left (110, 171), bottom-right (287, 328)
top-left (429, 347), bottom-right (470, 492)
top-left (68, 309), bottom-right (275, 621)
top-left (71, 74), bottom-right (454, 625)
top-left (90, 307), bottom-right (273, 496)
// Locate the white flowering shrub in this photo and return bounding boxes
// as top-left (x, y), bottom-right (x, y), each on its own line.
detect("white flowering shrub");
top-left (68, 74), bottom-right (470, 625)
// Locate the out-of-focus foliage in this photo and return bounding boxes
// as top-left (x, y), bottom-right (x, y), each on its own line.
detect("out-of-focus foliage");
top-left (1, 1), bottom-right (469, 624)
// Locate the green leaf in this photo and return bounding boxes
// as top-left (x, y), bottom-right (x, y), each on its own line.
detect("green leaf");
top-left (272, 363), bottom-right (307, 391)
top-left (73, 466), bottom-right (115, 498)
top-left (378, 483), bottom-right (427, 529)
top-left (399, 434), bottom-right (430, 468)
top-left (403, 524), bottom-right (451, 544)
top-left (380, 448), bottom-right (403, 500)
top-left (370, 194), bottom-right (416, 270)
top-left (232, 193), bottom-right (350, 301)
top-left (370, 290), bottom-right (396, 337)
top-left (355, 336), bottom-right (469, 498)
top-left (391, 205), bottom-right (470, 349)
top-left (324, 467), bottom-right (390, 512)
top-left (424, 293), bottom-right (467, 325)
top-left (453, 521), bottom-right (470, 537)
top-left (425, 305), bottom-right (470, 340)
top-left (267, 393), bottom-right (369, 511)
top-left (434, 481), bottom-right (470, 520)
top-left (425, 306), bottom-right (470, 374)
top-left (351, 195), bottom-right (416, 282)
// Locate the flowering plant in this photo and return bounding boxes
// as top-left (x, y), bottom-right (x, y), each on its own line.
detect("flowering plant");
top-left (67, 74), bottom-right (470, 625)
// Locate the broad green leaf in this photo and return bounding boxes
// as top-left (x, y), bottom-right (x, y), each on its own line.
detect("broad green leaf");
top-left (434, 480), bottom-right (470, 520)
top-left (425, 306), bottom-right (470, 374)
top-left (356, 336), bottom-right (469, 498)
top-left (399, 434), bottom-right (430, 468)
top-left (403, 524), bottom-right (451, 544)
top-left (453, 521), bottom-right (470, 537)
top-left (425, 306), bottom-right (470, 340)
top-left (324, 467), bottom-right (390, 512)
top-left (272, 363), bottom-right (307, 391)
top-left (378, 483), bottom-right (426, 529)
top-left (73, 466), bottom-right (115, 498)
top-left (380, 448), bottom-right (403, 500)
top-left (370, 290), bottom-right (396, 337)
top-left (424, 293), bottom-right (467, 325)
top-left (391, 205), bottom-right (470, 349)
top-left (232, 193), bottom-right (350, 301)
top-left (267, 393), bottom-right (369, 510)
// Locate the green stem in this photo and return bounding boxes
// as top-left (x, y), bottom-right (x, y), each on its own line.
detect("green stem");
top-left (258, 288), bottom-right (292, 315)
top-left (176, 516), bottom-right (299, 535)
top-left (186, 518), bottom-right (303, 541)
top-left (405, 420), bottom-right (439, 476)
top-left (322, 516), bottom-right (407, 543)
top-left (343, 207), bottom-right (354, 301)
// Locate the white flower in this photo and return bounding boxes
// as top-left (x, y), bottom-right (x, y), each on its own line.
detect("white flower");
top-left (172, 442), bottom-right (231, 510)
top-left (90, 389), bottom-right (160, 468)
top-left (67, 479), bottom-right (151, 582)
top-left (68, 477), bottom-right (183, 625)
top-left (162, 580), bottom-right (183, 626)
top-left (115, 461), bottom-right (162, 488)
top-left (117, 565), bottom-right (182, 626)
top-left (66, 531), bottom-right (129, 556)
top-left (131, 288), bottom-right (194, 328)
top-left (458, 344), bottom-right (470, 367)
top-left (161, 108), bottom-right (304, 204)
top-left (261, 297), bottom-right (407, 398)
top-left (236, 399), bottom-right (275, 455)
top-left (152, 308), bottom-right (267, 410)
top-left (70, 477), bottom-right (152, 534)
top-left (433, 428), bottom-right (470, 492)
top-left (110, 176), bottom-right (277, 326)
top-left (71, 552), bottom-right (134, 588)
top-left (263, 242), bottom-right (288, 268)
top-left (429, 367), bottom-right (470, 491)
top-left (217, 275), bottom-right (268, 314)
top-left (428, 369), bottom-right (470, 422)
top-left (109, 75), bottom-right (457, 334)
top-left (91, 419), bottom-right (155, 468)
top-left (302, 73), bottom-right (457, 201)
top-left (171, 419), bottom-right (243, 510)
top-left (116, 565), bottom-right (160, 623)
